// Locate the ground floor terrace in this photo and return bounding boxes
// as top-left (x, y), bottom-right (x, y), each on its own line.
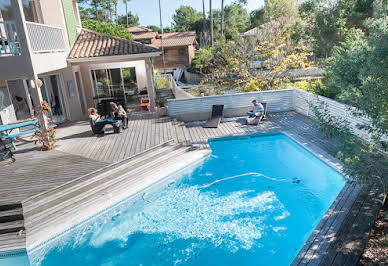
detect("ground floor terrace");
top-left (0, 111), bottom-right (383, 265)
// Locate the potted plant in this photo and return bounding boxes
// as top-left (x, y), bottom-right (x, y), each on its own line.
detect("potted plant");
top-left (157, 98), bottom-right (168, 117)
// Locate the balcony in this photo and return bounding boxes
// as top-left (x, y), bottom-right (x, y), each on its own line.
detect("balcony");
top-left (0, 20), bottom-right (66, 57)
top-left (26, 22), bottom-right (66, 53)
top-left (0, 21), bottom-right (22, 56)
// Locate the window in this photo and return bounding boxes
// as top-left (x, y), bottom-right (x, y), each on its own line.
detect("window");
top-left (22, 0), bottom-right (41, 23)
top-left (91, 67), bottom-right (138, 105)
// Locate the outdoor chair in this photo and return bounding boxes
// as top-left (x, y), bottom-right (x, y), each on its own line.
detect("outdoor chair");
top-left (89, 119), bottom-right (122, 135)
top-left (246, 102), bottom-right (267, 126)
top-left (0, 138), bottom-right (15, 163)
top-left (204, 105), bottom-right (224, 128)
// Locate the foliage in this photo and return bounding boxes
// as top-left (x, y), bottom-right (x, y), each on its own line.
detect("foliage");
top-left (196, 28), bottom-right (311, 92)
top-left (82, 20), bottom-right (133, 40)
top-left (157, 98), bottom-right (167, 108)
top-left (323, 17), bottom-right (388, 135)
top-left (223, 3), bottom-right (250, 39)
top-left (33, 101), bottom-right (58, 151)
top-left (310, 101), bottom-right (388, 197)
top-left (117, 12), bottom-right (139, 27)
top-left (191, 47), bottom-right (214, 74)
top-left (253, 34), bottom-right (312, 90)
top-left (250, 8), bottom-right (265, 28)
top-left (146, 25), bottom-right (161, 33)
top-left (298, 0), bottom-right (377, 57)
top-left (263, 0), bottom-right (299, 22)
top-left (172, 6), bottom-right (203, 32)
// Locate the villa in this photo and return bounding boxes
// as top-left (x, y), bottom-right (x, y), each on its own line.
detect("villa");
top-left (0, 1), bottom-right (385, 266)
top-left (0, 0), bottom-right (161, 126)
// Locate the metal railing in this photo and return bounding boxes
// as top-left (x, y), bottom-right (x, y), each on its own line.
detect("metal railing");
top-left (26, 21), bottom-right (66, 53)
top-left (0, 21), bottom-right (22, 56)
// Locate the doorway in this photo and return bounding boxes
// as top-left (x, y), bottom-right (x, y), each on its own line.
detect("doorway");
top-left (40, 74), bottom-right (67, 123)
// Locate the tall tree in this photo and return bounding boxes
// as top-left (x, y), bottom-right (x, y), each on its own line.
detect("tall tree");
top-left (210, 0), bottom-right (214, 46)
top-left (263, 0), bottom-right (298, 22)
top-left (123, 0), bottom-right (129, 27)
top-left (202, 0), bottom-right (207, 46)
top-left (118, 12), bottom-right (139, 27)
top-left (221, 0), bottom-right (225, 35)
top-left (112, 0), bottom-right (118, 24)
top-left (172, 6), bottom-right (202, 32)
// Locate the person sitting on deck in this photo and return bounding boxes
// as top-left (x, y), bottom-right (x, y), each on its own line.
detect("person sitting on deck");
top-left (88, 108), bottom-right (118, 127)
top-left (110, 102), bottom-right (128, 129)
top-left (246, 100), bottom-right (264, 125)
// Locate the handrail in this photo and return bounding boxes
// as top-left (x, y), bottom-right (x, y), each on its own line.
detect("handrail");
top-left (25, 21), bottom-right (66, 53)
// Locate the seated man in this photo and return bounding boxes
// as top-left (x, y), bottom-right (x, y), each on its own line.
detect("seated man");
top-left (246, 100), bottom-right (264, 125)
top-left (88, 108), bottom-right (119, 128)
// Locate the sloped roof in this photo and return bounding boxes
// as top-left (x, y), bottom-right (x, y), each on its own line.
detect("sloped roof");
top-left (151, 31), bottom-right (197, 48)
top-left (68, 29), bottom-right (161, 60)
top-left (128, 26), bottom-right (159, 40)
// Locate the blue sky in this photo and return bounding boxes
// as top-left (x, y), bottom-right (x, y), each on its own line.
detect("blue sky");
top-left (95, 0), bottom-right (265, 27)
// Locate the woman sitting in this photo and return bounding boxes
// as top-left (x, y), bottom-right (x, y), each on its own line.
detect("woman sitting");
top-left (88, 108), bottom-right (119, 128)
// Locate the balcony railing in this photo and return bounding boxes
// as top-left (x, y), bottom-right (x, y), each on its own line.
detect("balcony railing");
top-left (26, 22), bottom-right (66, 53)
top-left (0, 21), bottom-right (22, 56)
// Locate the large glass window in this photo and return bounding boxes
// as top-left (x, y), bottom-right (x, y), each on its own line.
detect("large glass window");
top-left (91, 67), bottom-right (138, 105)
top-left (22, 0), bottom-right (41, 23)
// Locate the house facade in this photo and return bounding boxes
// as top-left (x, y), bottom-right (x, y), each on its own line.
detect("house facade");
top-left (128, 27), bottom-right (197, 78)
top-left (0, 0), bottom-right (160, 126)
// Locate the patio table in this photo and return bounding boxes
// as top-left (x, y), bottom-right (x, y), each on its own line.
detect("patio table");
top-left (0, 120), bottom-right (39, 150)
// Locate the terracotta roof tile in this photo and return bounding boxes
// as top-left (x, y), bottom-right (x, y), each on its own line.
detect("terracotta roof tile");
top-left (151, 31), bottom-right (197, 48)
top-left (68, 29), bottom-right (161, 60)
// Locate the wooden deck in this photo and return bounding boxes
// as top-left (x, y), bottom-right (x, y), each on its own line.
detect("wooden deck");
top-left (0, 111), bottom-right (382, 265)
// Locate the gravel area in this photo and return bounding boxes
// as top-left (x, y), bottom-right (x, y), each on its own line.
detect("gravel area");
top-left (359, 200), bottom-right (388, 266)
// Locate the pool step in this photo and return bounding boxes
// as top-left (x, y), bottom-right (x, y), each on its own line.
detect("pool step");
top-left (0, 204), bottom-right (24, 237)
top-left (22, 142), bottom-right (210, 249)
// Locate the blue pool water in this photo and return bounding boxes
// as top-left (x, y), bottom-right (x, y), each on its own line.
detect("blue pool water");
top-left (3, 133), bottom-right (345, 266)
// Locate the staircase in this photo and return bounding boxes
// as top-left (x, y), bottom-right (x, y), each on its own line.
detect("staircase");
top-left (0, 203), bottom-right (26, 252)
top-left (21, 141), bottom-right (209, 250)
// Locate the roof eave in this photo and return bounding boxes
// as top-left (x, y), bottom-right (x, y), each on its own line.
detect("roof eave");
top-left (67, 51), bottom-right (162, 63)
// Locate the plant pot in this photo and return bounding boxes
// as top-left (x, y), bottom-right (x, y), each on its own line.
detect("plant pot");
top-left (157, 106), bottom-right (168, 117)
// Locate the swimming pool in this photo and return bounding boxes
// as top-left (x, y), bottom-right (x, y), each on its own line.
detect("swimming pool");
top-left (3, 133), bottom-right (345, 265)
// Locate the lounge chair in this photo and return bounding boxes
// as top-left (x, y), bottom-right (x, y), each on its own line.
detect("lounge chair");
top-left (246, 102), bottom-right (267, 125)
top-left (89, 119), bottom-right (121, 135)
top-left (0, 138), bottom-right (15, 163)
top-left (204, 105), bottom-right (224, 128)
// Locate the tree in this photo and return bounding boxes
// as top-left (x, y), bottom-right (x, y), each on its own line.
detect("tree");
top-left (223, 3), bottom-right (250, 39)
top-left (118, 12), bottom-right (139, 27)
top-left (221, 0), bottom-right (225, 35)
top-left (250, 8), bottom-right (265, 28)
top-left (263, 0), bottom-right (298, 22)
top-left (311, 16), bottom-right (388, 196)
top-left (146, 25), bottom-right (161, 33)
top-left (123, 0), bottom-right (130, 27)
top-left (210, 0), bottom-right (214, 46)
top-left (82, 20), bottom-right (134, 40)
top-left (172, 6), bottom-right (202, 32)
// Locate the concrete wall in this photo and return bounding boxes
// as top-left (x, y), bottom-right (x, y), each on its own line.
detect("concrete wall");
top-left (168, 89), bottom-right (294, 122)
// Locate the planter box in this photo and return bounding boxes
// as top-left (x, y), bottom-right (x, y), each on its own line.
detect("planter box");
top-left (157, 106), bottom-right (168, 117)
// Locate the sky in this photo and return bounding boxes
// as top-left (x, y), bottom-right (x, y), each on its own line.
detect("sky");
top-left (95, 0), bottom-right (265, 27)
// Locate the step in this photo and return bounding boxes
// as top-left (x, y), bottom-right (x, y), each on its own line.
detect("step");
top-left (0, 220), bottom-right (24, 235)
top-left (23, 141), bottom-right (179, 209)
top-left (25, 148), bottom-right (208, 247)
top-left (0, 208), bottom-right (23, 223)
top-left (24, 146), bottom-right (191, 224)
top-left (0, 203), bottom-right (22, 212)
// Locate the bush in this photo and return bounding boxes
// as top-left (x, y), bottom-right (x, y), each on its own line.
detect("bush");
top-left (82, 20), bottom-right (133, 40)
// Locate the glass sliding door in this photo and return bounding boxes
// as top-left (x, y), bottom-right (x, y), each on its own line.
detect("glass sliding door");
top-left (91, 67), bottom-right (138, 106)
top-left (40, 75), bottom-right (67, 122)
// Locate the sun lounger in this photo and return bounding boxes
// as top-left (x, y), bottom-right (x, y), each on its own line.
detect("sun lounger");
top-left (0, 138), bottom-right (15, 163)
top-left (204, 105), bottom-right (224, 128)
